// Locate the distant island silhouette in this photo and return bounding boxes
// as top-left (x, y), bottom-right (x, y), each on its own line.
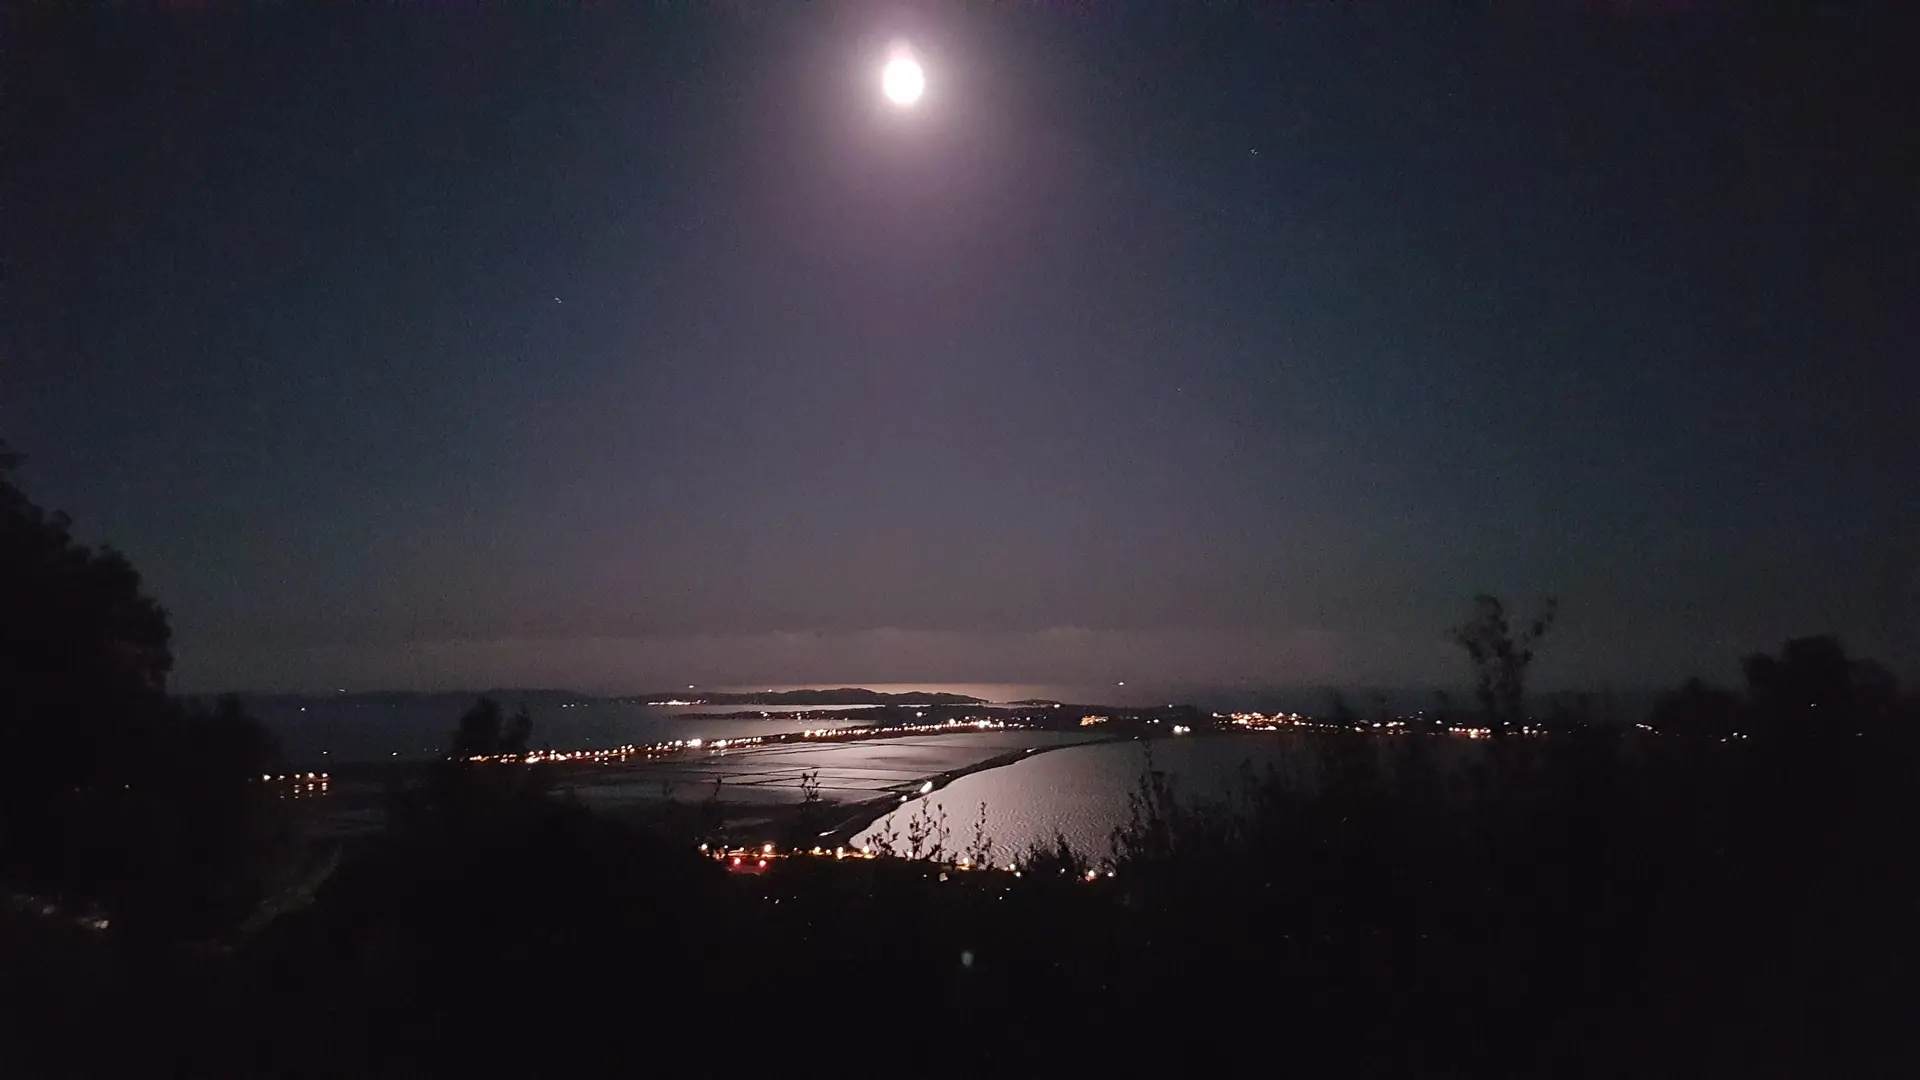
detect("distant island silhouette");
top-left (227, 687), bottom-right (1013, 712)
top-left (639, 687), bottom-right (994, 707)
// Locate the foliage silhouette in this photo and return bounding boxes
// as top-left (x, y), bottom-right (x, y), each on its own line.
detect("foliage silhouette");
top-left (5, 567), bottom-right (1917, 1074)
top-left (1, 442), bottom-right (285, 937)
top-left (1653, 635), bottom-right (1906, 744)
top-left (963, 801), bottom-right (995, 868)
top-left (390, 698), bottom-right (552, 839)
top-left (448, 697), bottom-right (532, 759)
top-left (1, 441), bottom-right (173, 889)
top-left (1452, 592), bottom-right (1556, 733)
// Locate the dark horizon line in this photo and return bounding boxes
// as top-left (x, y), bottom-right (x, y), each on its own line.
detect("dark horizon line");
top-left (182, 682), bottom-right (1685, 703)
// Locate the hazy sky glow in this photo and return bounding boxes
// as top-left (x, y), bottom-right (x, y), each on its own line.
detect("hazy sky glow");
top-left (9, 6), bottom-right (1916, 694)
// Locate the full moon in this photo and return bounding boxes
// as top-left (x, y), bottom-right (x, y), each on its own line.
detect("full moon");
top-left (882, 54), bottom-right (924, 106)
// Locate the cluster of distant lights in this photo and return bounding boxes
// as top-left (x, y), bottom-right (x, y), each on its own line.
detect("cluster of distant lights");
top-left (259, 711), bottom-right (1708, 807)
top-left (254, 717), bottom-right (1030, 804)
top-left (705, 842), bottom-right (1113, 884)
top-left (258, 771), bottom-right (330, 798)
top-left (458, 716), bottom-right (1019, 767)
top-left (1225, 712), bottom-right (1351, 732)
top-left (1222, 713), bottom-right (1529, 739)
top-left (1228, 707), bottom-right (1367, 730)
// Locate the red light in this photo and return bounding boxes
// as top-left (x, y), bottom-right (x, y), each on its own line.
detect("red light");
top-left (731, 857), bottom-right (741, 866)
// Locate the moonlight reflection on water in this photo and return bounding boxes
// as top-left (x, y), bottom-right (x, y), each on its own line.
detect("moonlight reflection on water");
top-left (856, 735), bottom-right (1326, 861)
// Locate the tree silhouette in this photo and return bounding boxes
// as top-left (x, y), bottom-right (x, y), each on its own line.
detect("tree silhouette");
top-left (1741, 635), bottom-right (1900, 740)
top-left (400, 696), bottom-right (546, 832)
top-left (1, 441), bottom-right (174, 886)
top-left (1451, 593), bottom-right (1556, 733)
top-left (450, 697), bottom-right (533, 759)
top-left (1653, 636), bottom-right (1906, 743)
top-left (99, 693), bottom-right (287, 938)
top-left (1650, 677), bottom-right (1743, 740)
top-left (2, 441), bottom-right (286, 932)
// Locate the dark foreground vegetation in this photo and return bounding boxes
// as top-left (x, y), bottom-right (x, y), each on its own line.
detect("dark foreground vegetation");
top-left (5, 444), bottom-right (1917, 1077)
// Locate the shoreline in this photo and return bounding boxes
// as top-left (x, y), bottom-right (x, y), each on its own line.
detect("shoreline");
top-left (809, 733), bottom-right (1139, 848)
top-left (305, 727), bottom-right (1160, 843)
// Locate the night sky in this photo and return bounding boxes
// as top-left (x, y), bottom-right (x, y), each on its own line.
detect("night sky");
top-left (8, 5), bottom-right (1916, 696)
